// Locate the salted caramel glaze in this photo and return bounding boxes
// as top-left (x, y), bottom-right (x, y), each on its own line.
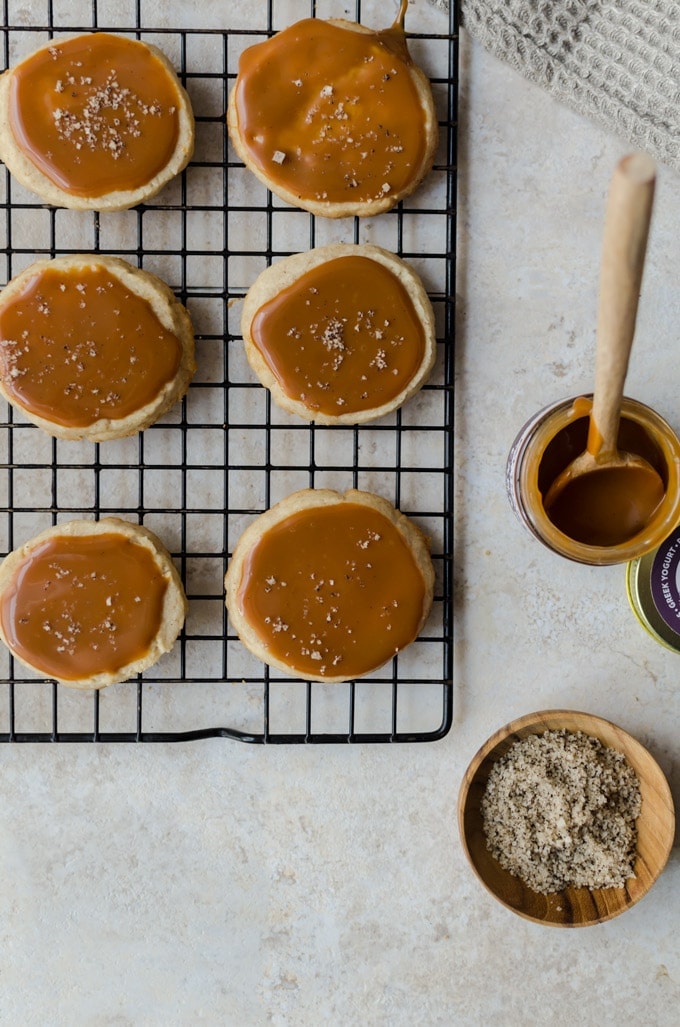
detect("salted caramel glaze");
top-left (236, 503), bottom-right (428, 679)
top-left (231, 18), bottom-right (430, 207)
top-left (0, 533), bottom-right (168, 681)
top-left (250, 255), bottom-right (426, 416)
top-left (0, 263), bottom-right (182, 428)
top-left (8, 34), bottom-right (181, 197)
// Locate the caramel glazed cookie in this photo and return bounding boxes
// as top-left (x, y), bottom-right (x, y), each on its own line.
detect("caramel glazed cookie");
top-left (225, 488), bottom-right (434, 683)
top-left (0, 518), bottom-right (188, 689)
top-left (0, 254), bottom-right (196, 441)
top-left (241, 243), bottom-right (436, 424)
top-left (227, 8), bottom-right (438, 217)
top-left (0, 32), bottom-right (194, 210)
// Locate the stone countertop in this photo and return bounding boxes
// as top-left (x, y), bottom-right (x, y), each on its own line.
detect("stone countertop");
top-left (1, 3), bottom-right (679, 1025)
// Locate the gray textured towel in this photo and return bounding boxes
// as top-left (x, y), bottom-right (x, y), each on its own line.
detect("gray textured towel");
top-left (436, 1), bottom-right (680, 171)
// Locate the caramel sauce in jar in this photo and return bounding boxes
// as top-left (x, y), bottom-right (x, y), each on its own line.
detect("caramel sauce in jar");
top-left (9, 34), bottom-right (181, 197)
top-left (545, 463), bottom-right (665, 547)
top-left (231, 19), bottom-right (428, 207)
top-left (0, 263), bottom-right (182, 428)
top-left (236, 502), bottom-right (427, 679)
top-left (0, 532), bottom-right (168, 681)
top-left (507, 395), bottom-right (680, 565)
top-left (250, 255), bottom-right (426, 417)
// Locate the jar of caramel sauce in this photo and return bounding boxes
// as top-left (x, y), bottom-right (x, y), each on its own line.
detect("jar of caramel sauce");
top-left (506, 395), bottom-right (680, 565)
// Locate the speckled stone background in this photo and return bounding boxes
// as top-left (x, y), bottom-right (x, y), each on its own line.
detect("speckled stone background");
top-left (0, 1), bottom-right (679, 1024)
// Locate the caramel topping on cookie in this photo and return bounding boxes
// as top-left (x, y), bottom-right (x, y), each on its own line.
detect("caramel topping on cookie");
top-left (250, 255), bottom-right (427, 416)
top-left (8, 34), bottom-right (181, 197)
top-left (231, 18), bottom-right (429, 206)
top-left (0, 533), bottom-right (168, 681)
top-left (0, 263), bottom-right (183, 428)
top-left (235, 502), bottom-right (427, 679)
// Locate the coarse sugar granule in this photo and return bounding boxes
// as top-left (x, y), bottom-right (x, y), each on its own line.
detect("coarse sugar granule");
top-left (481, 729), bottom-right (642, 894)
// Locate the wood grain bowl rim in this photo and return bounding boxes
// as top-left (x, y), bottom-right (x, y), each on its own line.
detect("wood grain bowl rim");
top-left (457, 709), bottom-right (675, 928)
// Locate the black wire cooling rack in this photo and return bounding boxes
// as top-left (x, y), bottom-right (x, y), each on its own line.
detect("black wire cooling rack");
top-left (0, 0), bottom-right (457, 743)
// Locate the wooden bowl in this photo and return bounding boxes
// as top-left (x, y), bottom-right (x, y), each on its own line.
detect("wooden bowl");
top-left (458, 709), bottom-right (675, 927)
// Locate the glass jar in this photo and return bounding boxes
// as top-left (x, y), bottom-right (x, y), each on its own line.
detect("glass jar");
top-left (506, 395), bottom-right (680, 565)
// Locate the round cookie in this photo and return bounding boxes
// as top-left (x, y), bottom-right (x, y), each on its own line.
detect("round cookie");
top-left (225, 489), bottom-right (434, 682)
top-left (227, 16), bottom-right (438, 218)
top-left (0, 254), bottom-right (196, 441)
top-left (240, 243), bottom-right (436, 424)
top-left (0, 32), bottom-right (194, 210)
top-left (0, 517), bottom-right (187, 689)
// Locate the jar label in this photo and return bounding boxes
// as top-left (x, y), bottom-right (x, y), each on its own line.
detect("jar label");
top-left (650, 532), bottom-right (680, 631)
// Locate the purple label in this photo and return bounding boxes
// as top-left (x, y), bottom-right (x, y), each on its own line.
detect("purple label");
top-left (650, 533), bottom-right (680, 632)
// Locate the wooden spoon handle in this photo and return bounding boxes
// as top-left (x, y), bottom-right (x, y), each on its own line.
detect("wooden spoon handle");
top-left (587, 152), bottom-right (656, 457)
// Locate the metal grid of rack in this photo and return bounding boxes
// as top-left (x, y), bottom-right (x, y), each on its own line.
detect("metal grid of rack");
top-left (0, 0), bottom-right (457, 743)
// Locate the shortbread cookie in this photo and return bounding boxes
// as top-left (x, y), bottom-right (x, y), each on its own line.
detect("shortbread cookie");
top-left (0, 254), bottom-right (195, 441)
top-left (225, 489), bottom-right (434, 682)
top-left (0, 518), bottom-right (187, 689)
top-left (227, 16), bottom-right (438, 217)
top-left (0, 32), bottom-right (194, 210)
top-left (241, 243), bottom-right (436, 423)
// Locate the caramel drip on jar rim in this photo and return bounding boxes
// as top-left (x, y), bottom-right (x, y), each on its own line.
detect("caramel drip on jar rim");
top-left (237, 503), bottom-right (427, 679)
top-left (0, 533), bottom-right (168, 681)
top-left (9, 34), bottom-right (181, 197)
top-left (250, 255), bottom-right (426, 416)
top-left (232, 18), bottom-right (427, 206)
top-left (0, 264), bottom-right (182, 428)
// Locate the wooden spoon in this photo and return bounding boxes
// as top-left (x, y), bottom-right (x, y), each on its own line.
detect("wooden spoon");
top-left (543, 152), bottom-right (665, 545)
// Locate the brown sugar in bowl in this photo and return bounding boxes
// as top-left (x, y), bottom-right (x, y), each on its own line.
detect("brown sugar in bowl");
top-left (458, 710), bottom-right (675, 927)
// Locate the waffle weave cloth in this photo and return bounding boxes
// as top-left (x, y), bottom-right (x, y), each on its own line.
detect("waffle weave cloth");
top-left (458, 0), bottom-right (680, 171)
